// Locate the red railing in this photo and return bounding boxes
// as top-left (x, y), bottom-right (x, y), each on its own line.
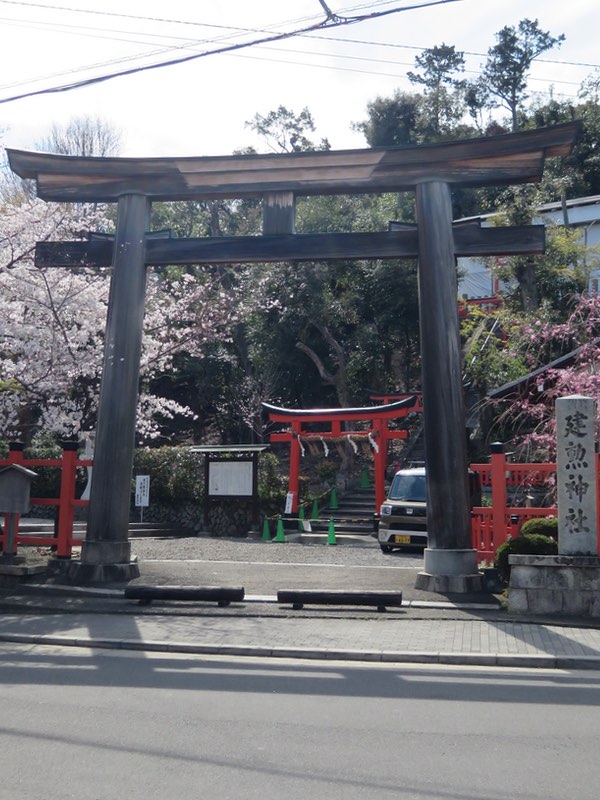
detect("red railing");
top-left (469, 444), bottom-right (600, 562)
top-left (0, 443), bottom-right (92, 559)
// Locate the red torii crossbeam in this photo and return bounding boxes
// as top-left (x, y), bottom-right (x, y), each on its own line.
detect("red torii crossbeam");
top-left (263, 397), bottom-right (417, 513)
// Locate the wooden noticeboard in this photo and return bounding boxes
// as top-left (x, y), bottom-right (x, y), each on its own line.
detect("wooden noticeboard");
top-left (208, 460), bottom-right (253, 497)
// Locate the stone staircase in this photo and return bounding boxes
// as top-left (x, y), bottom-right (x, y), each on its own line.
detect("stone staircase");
top-left (18, 519), bottom-right (194, 540)
top-left (292, 485), bottom-right (378, 545)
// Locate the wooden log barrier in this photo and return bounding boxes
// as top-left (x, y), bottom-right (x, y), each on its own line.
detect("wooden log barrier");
top-left (124, 584), bottom-right (245, 606)
top-left (277, 589), bottom-right (402, 612)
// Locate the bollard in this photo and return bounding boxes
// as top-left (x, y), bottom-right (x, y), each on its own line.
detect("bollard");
top-left (262, 517), bottom-right (271, 542)
top-left (329, 487), bottom-right (338, 510)
top-left (361, 465), bottom-right (370, 488)
top-left (327, 517), bottom-right (337, 545)
top-left (310, 498), bottom-right (319, 520)
top-left (274, 515), bottom-right (286, 542)
top-left (298, 504), bottom-right (305, 531)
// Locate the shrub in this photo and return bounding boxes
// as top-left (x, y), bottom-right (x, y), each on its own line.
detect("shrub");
top-left (131, 448), bottom-right (289, 512)
top-left (24, 437), bottom-right (68, 499)
top-left (132, 447), bottom-right (203, 504)
top-left (520, 516), bottom-right (558, 540)
top-left (495, 533), bottom-right (558, 585)
top-left (258, 452), bottom-right (287, 513)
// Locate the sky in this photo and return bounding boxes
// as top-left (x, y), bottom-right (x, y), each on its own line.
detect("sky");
top-left (0, 0), bottom-right (599, 158)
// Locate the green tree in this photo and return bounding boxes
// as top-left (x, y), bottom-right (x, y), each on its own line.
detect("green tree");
top-left (352, 90), bottom-right (422, 147)
top-left (245, 105), bottom-right (330, 153)
top-left (481, 19), bottom-right (565, 131)
top-left (407, 43), bottom-right (466, 138)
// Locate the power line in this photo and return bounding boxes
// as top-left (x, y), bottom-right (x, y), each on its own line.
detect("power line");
top-left (0, 0), bottom-right (465, 104)
top-left (1, 0), bottom-right (591, 105)
top-left (3, 0), bottom-right (597, 71)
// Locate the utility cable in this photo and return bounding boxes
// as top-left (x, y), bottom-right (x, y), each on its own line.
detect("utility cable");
top-left (0, 0), bottom-right (464, 104)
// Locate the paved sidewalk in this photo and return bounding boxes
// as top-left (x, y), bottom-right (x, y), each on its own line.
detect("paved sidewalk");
top-left (1, 558), bottom-right (600, 669)
top-left (2, 606), bottom-right (600, 669)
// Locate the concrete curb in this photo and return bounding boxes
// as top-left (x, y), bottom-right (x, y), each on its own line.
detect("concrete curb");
top-left (2, 631), bottom-right (600, 670)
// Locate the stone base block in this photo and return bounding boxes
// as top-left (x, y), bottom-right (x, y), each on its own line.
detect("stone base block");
top-left (0, 554), bottom-right (26, 565)
top-left (508, 555), bottom-right (600, 616)
top-left (47, 559), bottom-right (140, 585)
top-left (415, 572), bottom-right (482, 593)
top-left (414, 548), bottom-right (482, 593)
top-left (0, 563), bottom-right (47, 588)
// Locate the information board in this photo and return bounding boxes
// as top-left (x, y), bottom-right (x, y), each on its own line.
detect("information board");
top-left (208, 460), bottom-right (253, 497)
top-left (135, 475), bottom-right (150, 507)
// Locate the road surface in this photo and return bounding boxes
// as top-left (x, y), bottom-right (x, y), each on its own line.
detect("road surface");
top-left (1, 643), bottom-right (599, 799)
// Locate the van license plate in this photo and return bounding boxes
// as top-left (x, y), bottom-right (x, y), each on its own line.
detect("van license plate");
top-left (394, 535), bottom-right (411, 544)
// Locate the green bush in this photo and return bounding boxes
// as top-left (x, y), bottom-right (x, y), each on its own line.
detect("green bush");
top-left (258, 452), bottom-right (287, 513)
top-left (24, 438), bottom-right (69, 499)
top-left (495, 533), bottom-right (558, 585)
top-left (519, 516), bottom-right (558, 539)
top-left (133, 447), bottom-right (203, 504)
top-left (132, 448), bottom-right (288, 512)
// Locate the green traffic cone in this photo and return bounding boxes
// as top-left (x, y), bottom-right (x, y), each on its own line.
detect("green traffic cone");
top-left (262, 517), bottom-right (271, 542)
top-left (274, 515), bottom-right (286, 542)
top-left (298, 504), bottom-right (305, 531)
top-left (329, 486), bottom-right (338, 510)
top-left (311, 498), bottom-right (319, 520)
top-left (327, 517), bottom-right (337, 545)
top-left (361, 465), bottom-right (370, 488)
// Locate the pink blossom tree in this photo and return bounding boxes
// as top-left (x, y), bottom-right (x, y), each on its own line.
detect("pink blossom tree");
top-left (493, 293), bottom-right (600, 459)
top-left (0, 192), bottom-right (242, 443)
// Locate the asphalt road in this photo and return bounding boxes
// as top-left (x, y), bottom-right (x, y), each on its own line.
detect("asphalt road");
top-left (2, 643), bottom-right (599, 800)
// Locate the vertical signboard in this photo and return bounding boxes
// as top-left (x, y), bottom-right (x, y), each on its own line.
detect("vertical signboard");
top-left (135, 474), bottom-right (150, 522)
top-left (556, 395), bottom-right (598, 555)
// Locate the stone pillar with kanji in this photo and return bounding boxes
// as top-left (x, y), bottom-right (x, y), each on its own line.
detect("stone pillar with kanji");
top-left (556, 395), bottom-right (598, 556)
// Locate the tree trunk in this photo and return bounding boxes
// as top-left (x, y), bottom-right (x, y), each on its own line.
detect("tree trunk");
top-left (515, 256), bottom-right (539, 313)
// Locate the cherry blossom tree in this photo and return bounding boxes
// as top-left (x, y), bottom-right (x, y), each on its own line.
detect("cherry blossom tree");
top-left (0, 191), bottom-right (242, 443)
top-left (493, 293), bottom-right (600, 459)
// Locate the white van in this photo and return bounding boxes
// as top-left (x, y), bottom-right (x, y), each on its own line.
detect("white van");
top-left (377, 466), bottom-right (481, 553)
top-left (377, 467), bottom-right (427, 552)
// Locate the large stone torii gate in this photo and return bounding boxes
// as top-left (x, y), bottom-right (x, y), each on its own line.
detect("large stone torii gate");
top-left (7, 121), bottom-right (579, 588)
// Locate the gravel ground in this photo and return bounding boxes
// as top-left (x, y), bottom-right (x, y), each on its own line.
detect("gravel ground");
top-left (129, 534), bottom-right (425, 569)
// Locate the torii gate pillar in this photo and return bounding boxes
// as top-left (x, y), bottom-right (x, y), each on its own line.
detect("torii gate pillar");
top-left (77, 194), bottom-right (149, 582)
top-left (415, 181), bottom-right (479, 592)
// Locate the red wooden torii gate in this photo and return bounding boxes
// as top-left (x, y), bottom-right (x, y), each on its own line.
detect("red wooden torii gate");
top-left (263, 396), bottom-right (418, 513)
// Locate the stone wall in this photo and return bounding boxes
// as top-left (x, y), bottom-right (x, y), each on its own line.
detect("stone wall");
top-left (508, 554), bottom-right (600, 616)
top-left (138, 499), bottom-right (257, 536)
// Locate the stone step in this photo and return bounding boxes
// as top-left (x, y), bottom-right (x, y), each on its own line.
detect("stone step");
top-left (309, 519), bottom-right (376, 535)
top-left (17, 520), bottom-right (194, 539)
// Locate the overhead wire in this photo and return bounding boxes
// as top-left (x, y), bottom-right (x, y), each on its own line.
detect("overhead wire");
top-left (0, 0), bottom-right (594, 105)
top-left (0, 0), bottom-right (467, 104)
top-left (1, 0), bottom-right (597, 70)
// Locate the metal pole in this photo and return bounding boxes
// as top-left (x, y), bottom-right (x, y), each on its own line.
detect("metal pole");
top-left (81, 194), bottom-right (150, 574)
top-left (415, 181), bottom-right (478, 584)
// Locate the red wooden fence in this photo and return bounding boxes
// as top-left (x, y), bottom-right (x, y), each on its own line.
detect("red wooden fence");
top-left (470, 444), bottom-right (600, 562)
top-left (0, 443), bottom-right (91, 559)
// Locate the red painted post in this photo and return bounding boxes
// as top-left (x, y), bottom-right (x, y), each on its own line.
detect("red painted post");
top-left (372, 420), bottom-right (386, 512)
top-left (490, 442), bottom-right (507, 550)
top-left (56, 442), bottom-right (79, 558)
top-left (288, 424), bottom-right (301, 514)
top-left (8, 442), bottom-right (24, 466)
